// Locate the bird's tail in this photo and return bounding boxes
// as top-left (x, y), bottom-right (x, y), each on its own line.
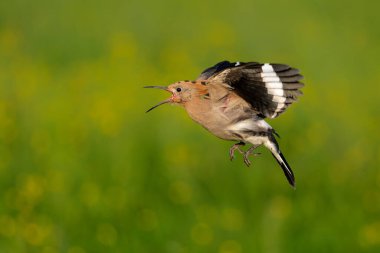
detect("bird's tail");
top-left (266, 134), bottom-right (296, 188)
top-left (271, 151), bottom-right (295, 188)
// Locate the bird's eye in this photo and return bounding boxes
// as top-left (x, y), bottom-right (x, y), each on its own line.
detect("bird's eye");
top-left (176, 87), bottom-right (182, 92)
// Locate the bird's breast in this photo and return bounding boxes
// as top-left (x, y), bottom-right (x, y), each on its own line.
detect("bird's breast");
top-left (183, 98), bottom-right (239, 141)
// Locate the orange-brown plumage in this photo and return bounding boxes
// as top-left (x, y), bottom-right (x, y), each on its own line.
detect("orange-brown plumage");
top-left (145, 61), bottom-right (304, 187)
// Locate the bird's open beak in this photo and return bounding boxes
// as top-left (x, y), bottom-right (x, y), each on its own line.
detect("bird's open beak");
top-left (144, 86), bottom-right (172, 113)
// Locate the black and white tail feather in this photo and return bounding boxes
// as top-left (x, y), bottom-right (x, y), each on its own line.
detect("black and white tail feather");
top-left (198, 61), bottom-right (303, 187)
top-left (273, 152), bottom-right (295, 188)
top-left (267, 133), bottom-right (295, 187)
top-left (243, 130), bottom-right (296, 188)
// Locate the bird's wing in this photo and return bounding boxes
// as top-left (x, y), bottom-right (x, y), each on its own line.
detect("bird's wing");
top-left (201, 61), bottom-right (304, 118)
top-left (197, 61), bottom-right (251, 80)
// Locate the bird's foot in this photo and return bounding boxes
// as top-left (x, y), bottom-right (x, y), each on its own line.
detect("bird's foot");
top-left (243, 145), bottom-right (260, 167)
top-left (229, 142), bottom-right (245, 161)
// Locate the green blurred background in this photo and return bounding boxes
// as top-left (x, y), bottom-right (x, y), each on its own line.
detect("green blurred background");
top-left (0, 0), bottom-right (379, 252)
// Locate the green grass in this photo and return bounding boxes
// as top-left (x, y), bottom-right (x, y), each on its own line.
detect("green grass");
top-left (0, 0), bottom-right (380, 252)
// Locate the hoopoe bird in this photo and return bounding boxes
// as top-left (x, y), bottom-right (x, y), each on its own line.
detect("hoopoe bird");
top-left (145, 61), bottom-right (304, 187)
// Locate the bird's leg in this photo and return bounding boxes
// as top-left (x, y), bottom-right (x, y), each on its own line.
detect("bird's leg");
top-left (229, 142), bottom-right (245, 161)
top-left (243, 145), bottom-right (260, 167)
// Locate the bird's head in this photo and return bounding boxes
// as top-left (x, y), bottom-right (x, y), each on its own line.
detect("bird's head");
top-left (145, 81), bottom-right (202, 112)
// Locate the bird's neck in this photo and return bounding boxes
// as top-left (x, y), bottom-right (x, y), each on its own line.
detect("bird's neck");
top-left (182, 84), bottom-right (213, 126)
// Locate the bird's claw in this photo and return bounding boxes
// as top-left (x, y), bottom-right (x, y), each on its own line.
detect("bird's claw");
top-left (241, 144), bottom-right (261, 167)
top-left (229, 143), bottom-right (260, 166)
top-left (229, 142), bottom-right (245, 161)
top-left (243, 151), bottom-right (261, 167)
top-left (243, 155), bottom-right (251, 167)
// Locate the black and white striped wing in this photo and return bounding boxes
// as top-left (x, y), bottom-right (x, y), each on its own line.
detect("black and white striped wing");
top-left (197, 61), bottom-right (240, 80)
top-left (205, 61), bottom-right (304, 118)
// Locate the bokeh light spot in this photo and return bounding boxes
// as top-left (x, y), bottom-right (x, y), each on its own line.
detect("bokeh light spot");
top-left (67, 246), bottom-right (86, 253)
top-left (268, 196), bottom-right (292, 220)
top-left (191, 223), bottom-right (214, 246)
top-left (96, 223), bottom-right (118, 246)
top-left (0, 215), bottom-right (16, 237)
top-left (22, 223), bottom-right (50, 245)
top-left (80, 182), bottom-right (100, 207)
top-left (220, 208), bottom-right (244, 231)
top-left (169, 180), bottom-right (193, 205)
top-left (137, 209), bottom-right (158, 231)
top-left (359, 221), bottom-right (380, 247)
top-left (219, 240), bottom-right (242, 253)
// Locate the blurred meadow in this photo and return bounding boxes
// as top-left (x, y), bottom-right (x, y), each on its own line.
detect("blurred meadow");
top-left (1, 0), bottom-right (380, 252)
